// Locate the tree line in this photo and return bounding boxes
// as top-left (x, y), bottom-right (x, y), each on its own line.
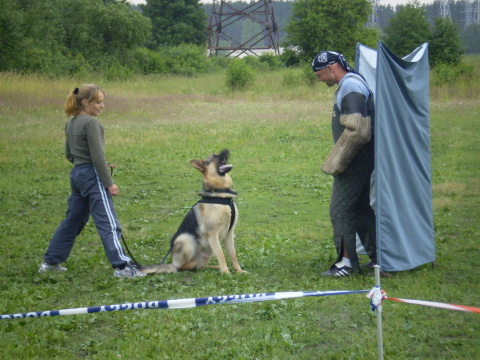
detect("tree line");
top-left (0, 0), bottom-right (477, 79)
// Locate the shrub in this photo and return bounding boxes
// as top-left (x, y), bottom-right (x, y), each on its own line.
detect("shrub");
top-left (103, 63), bottom-right (135, 81)
top-left (281, 63), bottom-right (316, 87)
top-left (431, 62), bottom-right (477, 85)
top-left (279, 47), bottom-right (302, 67)
top-left (259, 53), bottom-right (284, 70)
top-left (225, 59), bottom-right (256, 91)
top-left (242, 55), bottom-right (270, 71)
top-left (66, 54), bottom-right (94, 78)
top-left (161, 44), bottom-right (208, 77)
top-left (20, 42), bottom-right (73, 77)
top-left (132, 47), bottom-right (167, 75)
top-left (301, 62), bottom-right (317, 86)
top-left (205, 56), bottom-right (231, 73)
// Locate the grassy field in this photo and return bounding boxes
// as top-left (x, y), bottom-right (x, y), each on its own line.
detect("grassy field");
top-left (0, 59), bottom-right (479, 359)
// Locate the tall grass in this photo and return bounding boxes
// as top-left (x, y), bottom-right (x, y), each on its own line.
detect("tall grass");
top-left (0, 59), bottom-right (479, 359)
top-left (430, 54), bottom-right (480, 100)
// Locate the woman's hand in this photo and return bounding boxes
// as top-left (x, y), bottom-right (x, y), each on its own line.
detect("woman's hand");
top-left (108, 184), bottom-right (119, 196)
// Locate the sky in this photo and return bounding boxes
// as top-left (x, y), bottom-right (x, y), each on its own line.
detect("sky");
top-left (129, 1), bottom-right (435, 6)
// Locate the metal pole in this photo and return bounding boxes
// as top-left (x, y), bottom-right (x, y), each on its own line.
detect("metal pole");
top-left (374, 265), bottom-right (384, 360)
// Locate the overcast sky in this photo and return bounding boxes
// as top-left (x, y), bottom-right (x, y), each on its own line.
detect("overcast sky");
top-left (129, 0), bottom-right (435, 6)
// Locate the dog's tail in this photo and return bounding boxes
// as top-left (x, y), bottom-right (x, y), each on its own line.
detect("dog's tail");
top-left (140, 263), bottom-right (177, 274)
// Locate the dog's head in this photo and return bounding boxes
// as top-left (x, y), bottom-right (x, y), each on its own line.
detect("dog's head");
top-left (191, 149), bottom-right (233, 192)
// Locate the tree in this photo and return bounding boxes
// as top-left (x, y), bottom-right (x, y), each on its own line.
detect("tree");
top-left (429, 17), bottom-right (464, 67)
top-left (461, 24), bottom-right (480, 54)
top-left (0, 0), bottom-right (26, 71)
top-left (0, 0), bottom-right (151, 75)
top-left (142, 0), bottom-right (207, 48)
top-left (283, 0), bottom-right (378, 61)
top-left (58, 0), bottom-right (151, 58)
top-left (381, 1), bottom-right (430, 58)
top-left (94, 1), bottom-right (152, 55)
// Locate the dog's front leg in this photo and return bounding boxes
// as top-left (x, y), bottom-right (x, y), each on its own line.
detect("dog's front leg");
top-left (207, 234), bottom-right (230, 274)
top-left (224, 231), bottom-right (246, 273)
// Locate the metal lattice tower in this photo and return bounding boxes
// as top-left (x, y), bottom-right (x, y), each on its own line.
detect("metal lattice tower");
top-left (207, 0), bottom-right (279, 58)
top-left (465, 0), bottom-right (480, 26)
top-left (367, 0), bottom-right (380, 28)
top-left (440, 0), bottom-right (451, 20)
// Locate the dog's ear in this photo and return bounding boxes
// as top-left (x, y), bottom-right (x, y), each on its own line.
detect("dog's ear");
top-left (190, 159), bottom-right (205, 172)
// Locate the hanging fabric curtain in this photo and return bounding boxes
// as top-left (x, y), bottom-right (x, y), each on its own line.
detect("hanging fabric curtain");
top-left (355, 42), bottom-right (435, 272)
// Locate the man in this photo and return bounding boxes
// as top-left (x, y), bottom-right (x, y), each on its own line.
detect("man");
top-left (312, 51), bottom-right (377, 277)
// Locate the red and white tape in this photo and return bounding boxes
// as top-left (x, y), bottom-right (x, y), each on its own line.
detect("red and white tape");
top-left (386, 297), bottom-right (480, 314)
top-left (367, 287), bottom-right (480, 314)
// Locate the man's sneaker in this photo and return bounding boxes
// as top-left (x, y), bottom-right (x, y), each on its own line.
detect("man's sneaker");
top-left (38, 262), bottom-right (67, 273)
top-left (362, 261), bottom-right (377, 269)
top-left (321, 261), bottom-right (353, 277)
top-left (114, 264), bottom-right (146, 278)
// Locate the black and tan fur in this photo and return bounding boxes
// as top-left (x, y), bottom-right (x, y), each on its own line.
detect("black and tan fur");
top-left (140, 149), bottom-right (245, 275)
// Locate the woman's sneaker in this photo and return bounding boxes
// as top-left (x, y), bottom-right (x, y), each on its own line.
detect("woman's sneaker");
top-left (114, 264), bottom-right (146, 278)
top-left (38, 262), bottom-right (68, 273)
top-left (321, 261), bottom-right (353, 277)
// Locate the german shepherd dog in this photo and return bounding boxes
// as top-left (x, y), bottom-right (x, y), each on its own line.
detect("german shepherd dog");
top-left (140, 149), bottom-right (245, 275)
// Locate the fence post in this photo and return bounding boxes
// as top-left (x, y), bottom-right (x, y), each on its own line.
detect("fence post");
top-left (375, 265), bottom-right (384, 360)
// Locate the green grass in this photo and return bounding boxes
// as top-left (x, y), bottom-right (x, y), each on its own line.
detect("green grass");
top-left (0, 62), bottom-right (479, 359)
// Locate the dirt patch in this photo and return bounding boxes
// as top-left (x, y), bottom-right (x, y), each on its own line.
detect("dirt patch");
top-left (432, 182), bottom-right (468, 196)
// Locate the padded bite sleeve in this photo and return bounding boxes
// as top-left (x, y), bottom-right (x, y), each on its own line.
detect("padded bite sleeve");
top-left (321, 113), bottom-right (371, 176)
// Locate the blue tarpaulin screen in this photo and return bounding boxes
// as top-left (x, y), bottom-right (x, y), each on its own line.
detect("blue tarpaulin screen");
top-left (355, 42), bottom-right (435, 272)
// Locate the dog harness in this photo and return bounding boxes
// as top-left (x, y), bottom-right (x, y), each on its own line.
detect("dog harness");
top-left (197, 196), bottom-right (236, 232)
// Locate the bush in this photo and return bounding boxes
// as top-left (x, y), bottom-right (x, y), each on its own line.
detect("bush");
top-left (103, 62), bottom-right (135, 81)
top-left (281, 63), bottom-right (316, 87)
top-left (279, 48), bottom-right (301, 67)
top-left (301, 62), bottom-right (317, 86)
top-left (225, 59), bottom-right (256, 91)
top-left (259, 53), bottom-right (284, 70)
top-left (132, 47), bottom-right (167, 75)
top-left (431, 62), bottom-right (477, 85)
top-left (242, 55), bottom-right (270, 72)
top-left (161, 44), bottom-right (208, 77)
top-left (66, 54), bottom-right (94, 78)
top-left (205, 56), bottom-right (231, 73)
top-left (20, 41), bottom-right (73, 77)
top-left (239, 53), bottom-right (284, 71)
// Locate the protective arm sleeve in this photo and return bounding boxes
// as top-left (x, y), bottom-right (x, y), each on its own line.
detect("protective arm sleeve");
top-left (321, 113), bottom-right (371, 176)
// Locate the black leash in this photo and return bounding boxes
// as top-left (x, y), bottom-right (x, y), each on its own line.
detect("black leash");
top-left (121, 234), bottom-right (141, 267)
top-left (110, 166), bottom-right (172, 267)
top-left (157, 247), bottom-right (172, 266)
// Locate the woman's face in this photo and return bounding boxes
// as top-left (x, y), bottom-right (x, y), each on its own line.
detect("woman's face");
top-left (82, 92), bottom-right (105, 116)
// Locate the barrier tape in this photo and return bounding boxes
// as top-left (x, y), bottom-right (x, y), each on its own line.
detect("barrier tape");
top-left (367, 287), bottom-right (480, 314)
top-left (367, 286), bottom-right (386, 311)
top-left (0, 290), bottom-right (368, 320)
top-left (386, 297), bottom-right (480, 314)
top-left (3, 287), bottom-right (479, 320)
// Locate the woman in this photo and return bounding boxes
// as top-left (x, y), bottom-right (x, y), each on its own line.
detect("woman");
top-left (39, 84), bottom-right (145, 278)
